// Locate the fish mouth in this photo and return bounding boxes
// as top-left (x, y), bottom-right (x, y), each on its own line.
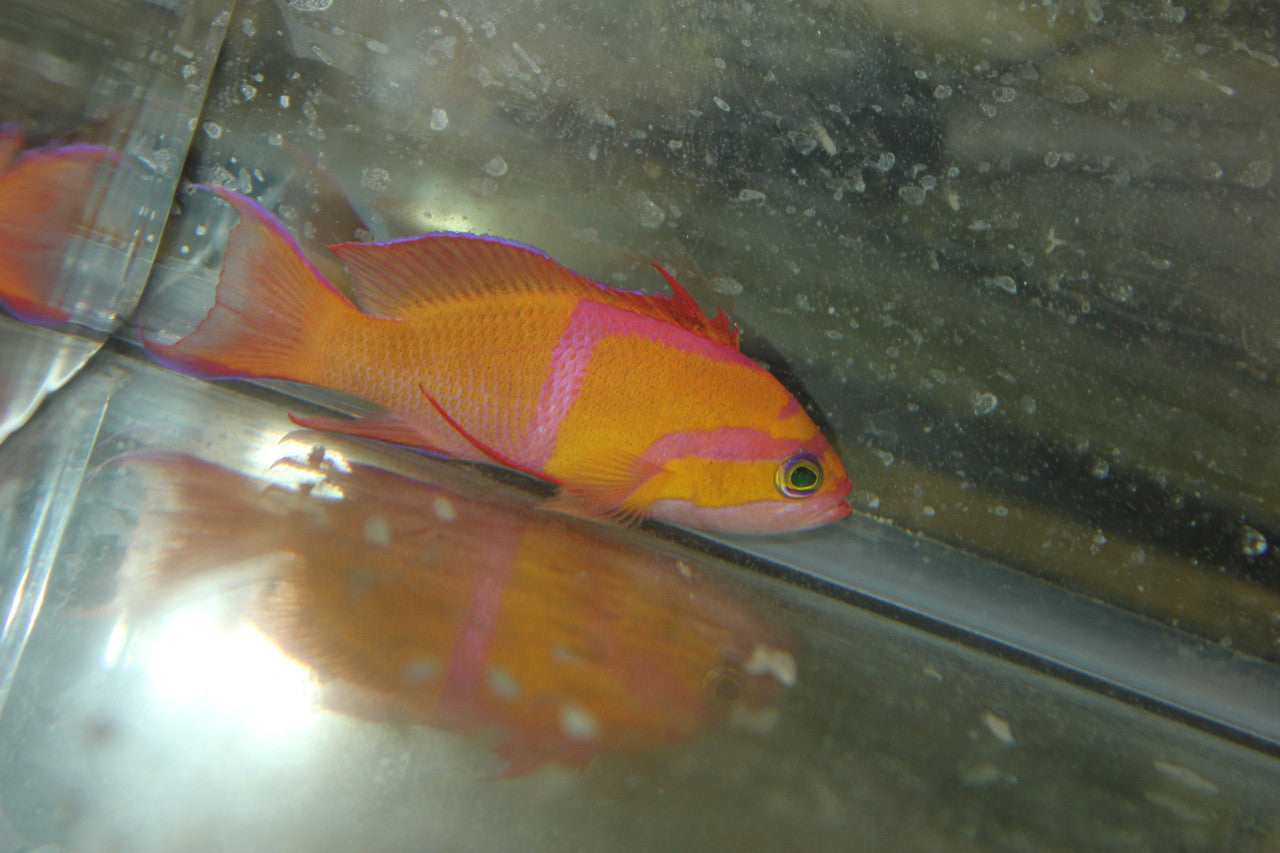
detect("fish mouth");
top-left (812, 498), bottom-right (852, 526)
top-left (822, 478), bottom-right (855, 522)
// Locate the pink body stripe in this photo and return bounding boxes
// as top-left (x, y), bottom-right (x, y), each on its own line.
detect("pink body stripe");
top-left (524, 300), bottom-right (758, 467)
top-left (441, 532), bottom-right (519, 706)
top-left (644, 426), bottom-right (828, 464)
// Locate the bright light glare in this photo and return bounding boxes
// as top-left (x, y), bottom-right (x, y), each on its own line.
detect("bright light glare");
top-left (418, 211), bottom-right (476, 233)
top-left (250, 434), bottom-right (349, 499)
top-left (147, 605), bottom-right (320, 735)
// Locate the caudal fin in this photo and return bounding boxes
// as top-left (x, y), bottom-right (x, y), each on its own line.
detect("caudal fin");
top-left (0, 143), bottom-right (124, 327)
top-left (109, 451), bottom-right (290, 610)
top-left (144, 187), bottom-right (358, 384)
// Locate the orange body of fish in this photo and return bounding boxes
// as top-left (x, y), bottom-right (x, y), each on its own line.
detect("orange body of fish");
top-left (117, 450), bottom-right (793, 774)
top-left (146, 188), bottom-right (852, 533)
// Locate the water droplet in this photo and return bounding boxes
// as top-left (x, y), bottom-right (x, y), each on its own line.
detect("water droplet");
top-left (483, 155), bottom-right (508, 177)
top-left (971, 392), bottom-right (998, 416)
top-left (1238, 160), bottom-right (1273, 190)
top-left (933, 84), bottom-right (953, 100)
top-left (1153, 760), bottom-right (1219, 796)
top-left (787, 130), bottom-right (818, 156)
top-left (898, 185), bottom-right (927, 206)
top-left (363, 515), bottom-right (392, 547)
top-left (713, 95), bottom-right (731, 112)
top-left (486, 666), bottom-right (521, 701)
top-left (983, 276), bottom-right (1019, 296)
top-left (981, 711), bottom-right (1015, 745)
top-left (633, 193), bottom-right (665, 228)
top-left (1088, 458), bottom-right (1111, 480)
top-left (288, 0), bottom-right (332, 11)
top-left (1241, 527), bottom-right (1270, 557)
top-left (735, 188), bottom-right (767, 203)
top-left (744, 644), bottom-right (797, 687)
top-left (1056, 84), bottom-right (1090, 104)
top-left (559, 702), bottom-right (599, 740)
top-left (870, 152), bottom-right (896, 172)
top-left (711, 276), bottom-right (743, 296)
top-left (202, 122), bottom-right (222, 139)
top-left (402, 657), bottom-right (438, 685)
top-left (432, 496), bottom-right (456, 522)
top-left (360, 167), bottom-right (391, 191)
top-left (429, 108), bottom-right (449, 131)
top-left (278, 94), bottom-right (291, 109)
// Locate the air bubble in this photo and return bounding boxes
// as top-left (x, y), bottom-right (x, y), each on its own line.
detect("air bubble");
top-left (360, 167), bottom-right (391, 191)
top-left (633, 193), bottom-right (665, 228)
top-left (971, 392), bottom-right (998, 416)
top-left (711, 277), bottom-right (743, 296)
top-left (1241, 527), bottom-right (1270, 557)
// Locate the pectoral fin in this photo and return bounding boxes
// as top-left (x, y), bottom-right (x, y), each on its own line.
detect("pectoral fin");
top-left (540, 446), bottom-right (664, 527)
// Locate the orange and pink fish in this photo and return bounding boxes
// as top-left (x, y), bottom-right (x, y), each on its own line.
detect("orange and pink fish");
top-left (114, 449), bottom-right (795, 774)
top-left (0, 127), bottom-right (124, 326)
top-left (146, 187), bottom-right (853, 534)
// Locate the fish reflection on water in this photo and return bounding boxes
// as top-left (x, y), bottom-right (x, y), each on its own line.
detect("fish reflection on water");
top-left (0, 128), bottom-right (125, 327)
top-left (112, 448), bottom-right (795, 774)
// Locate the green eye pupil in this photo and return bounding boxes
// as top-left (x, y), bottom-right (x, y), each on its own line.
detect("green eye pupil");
top-left (789, 465), bottom-right (819, 490)
top-left (776, 455), bottom-right (823, 497)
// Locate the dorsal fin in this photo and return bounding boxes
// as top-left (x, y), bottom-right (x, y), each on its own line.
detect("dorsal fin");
top-left (328, 233), bottom-right (741, 349)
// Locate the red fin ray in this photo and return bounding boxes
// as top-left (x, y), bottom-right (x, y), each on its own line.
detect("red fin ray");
top-left (650, 263), bottom-right (740, 348)
top-left (417, 383), bottom-right (557, 483)
top-left (329, 233), bottom-right (740, 349)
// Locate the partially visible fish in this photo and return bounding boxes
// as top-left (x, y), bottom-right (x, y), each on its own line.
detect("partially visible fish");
top-left (145, 187), bottom-right (853, 534)
top-left (0, 130), bottom-right (125, 327)
top-left (113, 448), bottom-right (795, 774)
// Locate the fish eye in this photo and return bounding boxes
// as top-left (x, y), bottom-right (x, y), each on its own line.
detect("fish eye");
top-left (776, 453), bottom-right (823, 498)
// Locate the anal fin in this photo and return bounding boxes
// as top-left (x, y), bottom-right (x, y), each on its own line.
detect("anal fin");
top-left (288, 411), bottom-right (439, 451)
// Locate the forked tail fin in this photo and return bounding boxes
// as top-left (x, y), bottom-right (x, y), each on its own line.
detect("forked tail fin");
top-left (144, 187), bottom-right (359, 384)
